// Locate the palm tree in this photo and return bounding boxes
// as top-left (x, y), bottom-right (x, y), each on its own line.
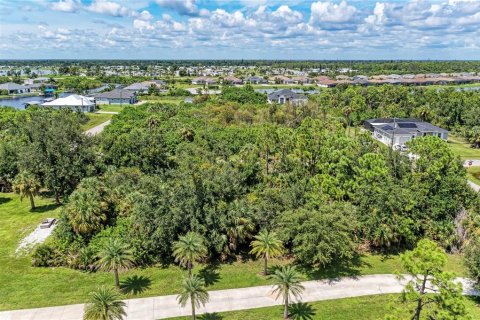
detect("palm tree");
top-left (11, 171), bottom-right (40, 210)
top-left (173, 232), bottom-right (207, 276)
top-left (83, 286), bottom-right (126, 320)
top-left (177, 275), bottom-right (209, 320)
top-left (271, 266), bottom-right (305, 319)
top-left (250, 230), bottom-right (284, 275)
top-left (65, 185), bottom-right (107, 236)
top-left (96, 239), bottom-right (134, 288)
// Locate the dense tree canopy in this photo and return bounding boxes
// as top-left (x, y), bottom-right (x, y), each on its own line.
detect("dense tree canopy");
top-left (0, 85), bottom-right (478, 272)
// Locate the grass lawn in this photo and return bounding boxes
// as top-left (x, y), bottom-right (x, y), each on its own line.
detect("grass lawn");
top-left (448, 134), bottom-right (480, 160)
top-left (97, 104), bottom-right (127, 112)
top-left (167, 294), bottom-right (480, 320)
top-left (467, 167), bottom-right (480, 185)
top-left (0, 192), bottom-right (468, 311)
top-left (81, 113), bottom-right (113, 130)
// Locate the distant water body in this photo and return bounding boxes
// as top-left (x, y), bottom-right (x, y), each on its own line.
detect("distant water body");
top-left (0, 93), bottom-right (69, 110)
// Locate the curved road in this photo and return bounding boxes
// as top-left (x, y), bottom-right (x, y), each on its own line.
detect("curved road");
top-left (0, 274), bottom-right (477, 320)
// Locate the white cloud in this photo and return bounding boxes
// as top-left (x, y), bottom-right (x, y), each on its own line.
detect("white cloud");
top-left (310, 1), bottom-right (357, 24)
top-left (156, 0), bottom-right (198, 16)
top-left (51, 0), bottom-right (79, 13)
top-left (87, 0), bottom-right (131, 17)
top-left (133, 19), bottom-right (154, 30)
top-left (138, 10), bottom-right (153, 21)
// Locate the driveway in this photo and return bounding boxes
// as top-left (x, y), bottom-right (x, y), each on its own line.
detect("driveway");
top-left (0, 274), bottom-right (477, 320)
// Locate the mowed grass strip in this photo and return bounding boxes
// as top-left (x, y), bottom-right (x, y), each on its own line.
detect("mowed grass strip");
top-left (81, 113), bottom-right (113, 130)
top-left (467, 167), bottom-right (480, 185)
top-left (0, 193), bottom-right (467, 310)
top-left (448, 135), bottom-right (480, 160)
top-left (167, 294), bottom-right (480, 320)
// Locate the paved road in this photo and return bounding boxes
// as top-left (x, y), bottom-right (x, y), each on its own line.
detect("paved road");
top-left (84, 120), bottom-right (111, 136)
top-left (464, 160), bottom-right (480, 167)
top-left (0, 275), bottom-right (477, 320)
top-left (468, 180), bottom-right (480, 192)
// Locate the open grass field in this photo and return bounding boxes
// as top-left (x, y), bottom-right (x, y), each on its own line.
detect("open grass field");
top-left (81, 112), bottom-right (113, 130)
top-left (167, 294), bottom-right (480, 320)
top-left (0, 192), bottom-right (468, 311)
top-left (448, 134), bottom-right (480, 160)
top-left (467, 167), bottom-right (480, 185)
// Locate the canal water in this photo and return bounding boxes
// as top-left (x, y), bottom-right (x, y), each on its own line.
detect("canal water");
top-left (0, 93), bottom-right (69, 110)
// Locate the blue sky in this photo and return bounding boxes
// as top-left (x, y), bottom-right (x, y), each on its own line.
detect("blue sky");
top-left (0, 0), bottom-right (479, 60)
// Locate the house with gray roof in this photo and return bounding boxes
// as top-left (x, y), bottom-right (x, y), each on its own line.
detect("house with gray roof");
top-left (364, 118), bottom-right (448, 147)
top-left (93, 89), bottom-right (137, 105)
top-left (244, 76), bottom-right (267, 84)
top-left (0, 82), bottom-right (31, 94)
top-left (267, 89), bottom-right (308, 105)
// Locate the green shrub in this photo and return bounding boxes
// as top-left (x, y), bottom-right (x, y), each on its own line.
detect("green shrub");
top-left (31, 244), bottom-right (58, 267)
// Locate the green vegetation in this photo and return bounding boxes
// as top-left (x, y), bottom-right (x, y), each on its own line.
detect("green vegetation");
top-left (392, 239), bottom-right (467, 319)
top-left (138, 95), bottom-right (187, 104)
top-left (467, 167), bottom-right (480, 185)
top-left (1, 84), bottom-right (479, 313)
top-left (177, 275), bottom-right (209, 320)
top-left (97, 104), bottom-right (127, 112)
top-left (81, 113), bottom-right (113, 130)
top-left (83, 286), bottom-right (126, 320)
top-left (167, 294), bottom-right (480, 320)
top-left (448, 135), bottom-right (480, 160)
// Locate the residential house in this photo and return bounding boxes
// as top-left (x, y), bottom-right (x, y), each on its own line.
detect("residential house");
top-left (223, 76), bottom-right (243, 85)
top-left (244, 76), bottom-right (267, 84)
top-left (191, 77), bottom-right (217, 85)
top-left (0, 82), bottom-right (30, 94)
top-left (42, 94), bottom-right (95, 112)
top-left (267, 89), bottom-right (308, 105)
top-left (364, 118), bottom-right (448, 147)
top-left (123, 80), bottom-right (167, 94)
top-left (93, 89), bottom-right (137, 105)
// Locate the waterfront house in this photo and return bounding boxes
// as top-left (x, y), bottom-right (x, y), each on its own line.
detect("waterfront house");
top-left (42, 94), bottom-right (95, 112)
top-left (0, 82), bottom-right (30, 94)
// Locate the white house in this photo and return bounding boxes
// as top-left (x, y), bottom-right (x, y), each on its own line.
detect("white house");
top-left (42, 94), bottom-right (95, 112)
top-left (364, 118), bottom-right (449, 147)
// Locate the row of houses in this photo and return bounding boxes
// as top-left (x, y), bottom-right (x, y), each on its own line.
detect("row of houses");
top-left (0, 82), bottom-right (57, 95)
top-left (191, 73), bottom-right (480, 87)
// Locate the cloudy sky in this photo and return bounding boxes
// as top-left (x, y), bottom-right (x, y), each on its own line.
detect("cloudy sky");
top-left (0, 0), bottom-right (479, 60)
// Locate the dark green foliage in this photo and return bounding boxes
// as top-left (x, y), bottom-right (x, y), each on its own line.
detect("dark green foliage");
top-left (221, 85), bottom-right (266, 104)
top-left (280, 203), bottom-right (358, 267)
top-left (13, 108), bottom-right (97, 203)
top-left (31, 244), bottom-right (59, 267)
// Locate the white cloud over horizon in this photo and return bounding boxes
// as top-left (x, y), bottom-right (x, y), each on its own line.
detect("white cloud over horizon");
top-left (1, 0), bottom-right (479, 59)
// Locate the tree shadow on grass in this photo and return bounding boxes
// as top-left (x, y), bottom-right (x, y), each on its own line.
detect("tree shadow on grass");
top-left (31, 203), bottom-right (61, 213)
top-left (0, 197), bottom-right (11, 205)
top-left (199, 313), bottom-right (223, 320)
top-left (297, 254), bottom-right (367, 283)
top-left (120, 275), bottom-right (152, 295)
top-left (288, 302), bottom-right (316, 320)
top-left (198, 265), bottom-right (221, 287)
